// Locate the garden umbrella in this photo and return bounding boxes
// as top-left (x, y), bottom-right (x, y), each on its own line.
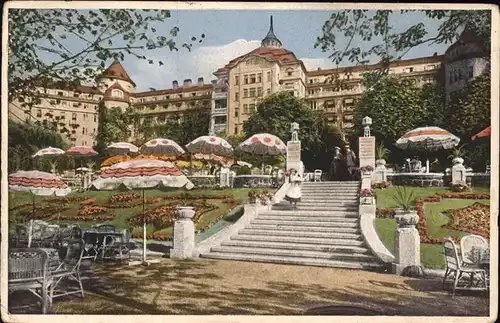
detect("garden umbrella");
top-left (192, 153), bottom-right (235, 168)
top-left (140, 138), bottom-right (185, 157)
top-left (32, 146), bottom-right (66, 173)
top-left (8, 170), bottom-right (71, 247)
top-left (186, 136), bottom-right (233, 157)
top-left (237, 133), bottom-right (287, 173)
top-left (90, 158), bottom-right (194, 265)
top-left (395, 126), bottom-right (460, 173)
top-left (106, 142), bottom-right (139, 156)
top-left (472, 126), bottom-right (491, 141)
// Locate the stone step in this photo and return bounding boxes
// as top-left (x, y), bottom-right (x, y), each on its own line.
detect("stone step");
top-left (199, 253), bottom-right (382, 270)
top-left (220, 240), bottom-right (371, 254)
top-left (301, 193), bottom-right (359, 197)
top-left (259, 210), bottom-right (359, 217)
top-left (255, 214), bottom-right (359, 222)
top-left (251, 219), bottom-right (359, 228)
top-left (209, 246), bottom-right (377, 262)
top-left (302, 182), bottom-right (360, 186)
top-left (231, 235), bottom-right (365, 246)
top-left (297, 201), bottom-right (358, 207)
top-left (292, 205), bottom-right (358, 211)
top-left (246, 224), bottom-right (360, 233)
top-left (237, 229), bottom-right (362, 240)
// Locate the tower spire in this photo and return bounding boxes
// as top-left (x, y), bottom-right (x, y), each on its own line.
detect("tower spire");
top-left (261, 15), bottom-right (282, 48)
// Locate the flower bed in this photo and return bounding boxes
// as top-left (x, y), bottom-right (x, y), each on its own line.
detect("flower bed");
top-left (442, 203), bottom-right (489, 238)
top-left (131, 233), bottom-right (172, 241)
top-left (108, 192), bottom-right (140, 204)
top-left (372, 181), bottom-right (392, 189)
top-left (81, 198), bottom-right (97, 206)
top-left (376, 191), bottom-right (490, 244)
top-left (78, 205), bottom-right (109, 216)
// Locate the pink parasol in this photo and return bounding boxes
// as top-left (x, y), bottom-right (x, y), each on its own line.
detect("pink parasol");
top-left (106, 142), bottom-right (139, 155)
top-left (9, 170), bottom-right (71, 247)
top-left (237, 133), bottom-right (287, 156)
top-left (65, 146), bottom-right (98, 157)
top-left (186, 136), bottom-right (233, 157)
top-left (140, 138), bottom-right (185, 157)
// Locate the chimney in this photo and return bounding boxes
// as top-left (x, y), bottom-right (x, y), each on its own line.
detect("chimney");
top-left (172, 80), bottom-right (178, 89)
top-left (198, 77), bottom-right (204, 85)
top-left (433, 52), bottom-right (437, 56)
top-left (211, 80), bottom-right (217, 85)
top-left (183, 79), bottom-right (192, 87)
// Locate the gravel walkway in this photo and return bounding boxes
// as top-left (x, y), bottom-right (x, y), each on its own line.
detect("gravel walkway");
top-left (9, 259), bottom-right (489, 316)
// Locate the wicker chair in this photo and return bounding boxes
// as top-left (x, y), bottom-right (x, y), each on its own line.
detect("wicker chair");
top-left (48, 239), bottom-right (85, 306)
top-left (460, 234), bottom-right (489, 265)
top-left (99, 234), bottom-right (131, 263)
top-left (442, 238), bottom-right (487, 297)
top-left (8, 248), bottom-right (51, 313)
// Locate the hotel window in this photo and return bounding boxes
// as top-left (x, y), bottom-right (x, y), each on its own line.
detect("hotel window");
top-left (425, 65), bottom-right (435, 71)
top-left (234, 108), bottom-right (239, 118)
top-left (73, 92), bottom-right (80, 97)
top-left (249, 103), bottom-right (256, 112)
top-left (468, 66), bottom-right (474, 79)
top-left (249, 88), bottom-right (256, 97)
top-left (94, 115), bottom-right (97, 122)
top-left (257, 73), bottom-right (262, 83)
top-left (267, 72), bottom-right (271, 82)
top-left (112, 89), bottom-right (124, 98)
top-left (234, 126), bottom-right (238, 134)
top-left (257, 87), bottom-right (262, 97)
top-left (62, 101), bottom-right (67, 106)
top-left (250, 74), bottom-right (256, 83)
top-left (57, 91), bottom-right (64, 96)
top-left (287, 69), bottom-right (293, 76)
top-left (84, 113), bottom-right (88, 120)
top-left (72, 113), bottom-right (77, 121)
top-left (266, 89), bottom-right (271, 95)
top-left (235, 76), bottom-right (240, 85)
top-left (243, 104), bottom-right (249, 114)
top-left (165, 95), bottom-right (170, 100)
top-left (244, 75), bottom-right (249, 84)
top-left (72, 102), bottom-right (79, 107)
top-left (37, 109), bottom-right (42, 117)
top-left (235, 92), bottom-right (239, 101)
top-left (82, 127), bottom-right (86, 135)
top-left (192, 93), bottom-right (196, 97)
top-left (243, 89), bottom-right (248, 98)
top-left (83, 104), bottom-right (88, 109)
top-left (60, 112), bottom-right (65, 120)
top-left (310, 101), bottom-right (317, 110)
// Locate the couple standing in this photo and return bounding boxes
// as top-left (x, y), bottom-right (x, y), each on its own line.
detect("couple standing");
top-left (329, 145), bottom-right (358, 181)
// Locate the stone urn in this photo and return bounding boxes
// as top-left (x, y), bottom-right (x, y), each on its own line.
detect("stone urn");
top-left (452, 157), bottom-right (464, 165)
top-left (394, 209), bottom-right (419, 228)
top-left (177, 206), bottom-right (196, 220)
top-left (360, 196), bottom-right (374, 205)
top-left (375, 159), bottom-right (386, 167)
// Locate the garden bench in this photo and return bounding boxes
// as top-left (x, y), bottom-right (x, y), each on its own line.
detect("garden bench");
top-left (8, 248), bottom-right (51, 313)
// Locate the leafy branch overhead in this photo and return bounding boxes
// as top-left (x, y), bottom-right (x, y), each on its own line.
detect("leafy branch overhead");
top-left (8, 9), bottom-right (205, 103)
top-left (314, 10), bottom-right (491, 87)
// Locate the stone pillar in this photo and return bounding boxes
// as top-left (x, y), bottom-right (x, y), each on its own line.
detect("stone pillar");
top-left (286, 123), bottom-right (302, 175)
top-left (170, 207), bottom-right (196, 259)
top-left (451, 157), bottom-right (467, 185)
top-left (219, 167), bottom-right (230, 187)
top-left (392, 210), bottom-right (421, 275)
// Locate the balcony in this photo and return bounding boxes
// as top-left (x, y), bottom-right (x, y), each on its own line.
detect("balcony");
top-left (213, 91), bottom-right (228, 100)
top-left (213, 123), bottom-right (227, 134)
top-left (212, 107), bottom-right (227, 116)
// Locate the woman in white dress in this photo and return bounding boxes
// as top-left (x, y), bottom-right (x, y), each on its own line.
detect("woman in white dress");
top-left (284, 169), bottom-right (303, 209)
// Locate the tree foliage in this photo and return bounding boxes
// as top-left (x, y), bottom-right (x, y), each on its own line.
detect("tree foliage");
top-left (8, 8), bottom-right (204, 105)
top-left (242, 92), bottom-right (344, 171)
top-left (8, 120), bottom-right (68, 172)
top-left (352, 75), bottom-right (446, 148)
top-left (315, 10), bottom-right (491, 87)
top-left (447, 72), bottom-right (491, 139)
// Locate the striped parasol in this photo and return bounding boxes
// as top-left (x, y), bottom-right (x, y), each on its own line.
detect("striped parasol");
top-left (90, 158), bottom-right (193, 264)
top-left (106, 142), bottom-right (139, 155)
top-left (395, 126), bottom-right (460, 152)
top-left (9, 170), bottom-right (71, 247)
top-left (472, 126), bottom-right (491, 141)
top-left (140, 138), bottom-right (185, 157)
top-left (237, 133), bottom-right (287, 155)
top-left (32, 146), bottom-right (65, 158)
top-left (65, 146), bottom-right (98, 157)
top-left (395, 126), bottom-right (460, 173)
top-left (186, 136), bottom-right (233, 157)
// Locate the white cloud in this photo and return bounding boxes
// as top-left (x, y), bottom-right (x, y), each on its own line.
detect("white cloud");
top-left (128, 39), bottom-right (337, 91)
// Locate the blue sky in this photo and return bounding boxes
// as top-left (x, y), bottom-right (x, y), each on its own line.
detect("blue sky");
top-left (34, 9), bottom-right (453, 91)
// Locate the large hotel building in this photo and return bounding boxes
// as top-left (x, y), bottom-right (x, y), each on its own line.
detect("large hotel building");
top-left (8, 17), bottom-right (488, 146)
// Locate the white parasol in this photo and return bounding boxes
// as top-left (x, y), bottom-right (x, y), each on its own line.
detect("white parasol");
top-left (140, 138), bottom-right (185, 157)
top-left (237, 133), bottom-right (287, 155)
top-left (395, 126), bottom-right (460, 173)
top-left (8, 170), bottom-right (71, 247)
top-left (106, 142), bottom-right (139, 156)
top-left (186, 136), bottom-right (233, 157)
top-left (32, 146), bottom-right (65, 158)
top-left (90, 158), bottom-right (194, 265)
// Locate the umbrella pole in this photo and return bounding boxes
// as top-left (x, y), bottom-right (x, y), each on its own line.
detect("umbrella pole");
top-left (28, 194), bottom-right (35, 248)
top-left (142, 188), bottom-right (147, 263)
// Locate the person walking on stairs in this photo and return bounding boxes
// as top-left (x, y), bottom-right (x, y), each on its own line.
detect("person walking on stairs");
top-left (345, 145), bottom-right (357, 181)
top-left (284, 169), bottom-right (303, 209)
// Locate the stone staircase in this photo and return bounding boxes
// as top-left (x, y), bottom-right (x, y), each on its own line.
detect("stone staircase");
top-left (199, 181), bottom-right (385, 270)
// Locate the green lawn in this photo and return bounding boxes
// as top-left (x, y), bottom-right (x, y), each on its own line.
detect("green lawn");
top-left (8, 188), bottom-right (253, 238)
top-left (374, 186), bottom-right (490, 269)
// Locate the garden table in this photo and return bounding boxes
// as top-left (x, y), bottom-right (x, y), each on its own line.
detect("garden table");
top-left (83, 231), bottom-right (129, 262)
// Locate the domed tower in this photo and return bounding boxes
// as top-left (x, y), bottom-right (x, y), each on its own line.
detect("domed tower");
top-left (261, 16), bottom-right (282, 48)
top-left (96, 60), bottom-right (136, 110)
